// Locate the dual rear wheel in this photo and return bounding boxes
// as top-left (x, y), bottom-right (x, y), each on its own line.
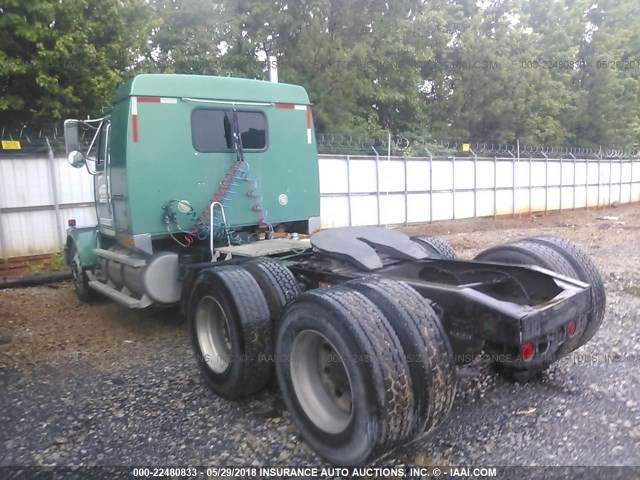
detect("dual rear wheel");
top-left (276, 279), bottom-right (456, 464)
top-left (189, 259), bottom-right (456, 464)
top-left (189, 266), bottom-right (274, 399)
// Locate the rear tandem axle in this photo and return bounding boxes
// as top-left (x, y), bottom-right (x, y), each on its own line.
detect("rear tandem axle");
top-left (180, 226), bottom-right (602, 464)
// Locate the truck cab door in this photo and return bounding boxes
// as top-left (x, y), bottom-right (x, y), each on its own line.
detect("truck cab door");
top-left (94, 121), bottom-right (115, 235)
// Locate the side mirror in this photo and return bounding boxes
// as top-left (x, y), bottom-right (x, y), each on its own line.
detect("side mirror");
top-left (68, 151), bottom-right (86, 168)
top-left (64, 119), bottom-right (80, 155)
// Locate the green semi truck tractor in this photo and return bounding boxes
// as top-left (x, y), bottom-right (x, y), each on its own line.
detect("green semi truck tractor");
top-left (64, 74), bottom-right (320, 307)
top-left (64, 74), bottom-right (605, 465)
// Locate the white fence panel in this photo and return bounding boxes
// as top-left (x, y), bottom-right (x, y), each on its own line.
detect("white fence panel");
top-left (318, 154), bottom-right (640, 229)
top-left (0, 155), bottom-right (96, 258)
top-left (1, 153), bottom-right (639, 259)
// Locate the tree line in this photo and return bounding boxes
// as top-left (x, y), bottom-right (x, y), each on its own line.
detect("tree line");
top-left (1, 0), bottom-right (639, 147)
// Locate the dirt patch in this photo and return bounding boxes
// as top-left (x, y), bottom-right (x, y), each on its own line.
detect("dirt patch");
top-left (0, 284), bottom-right (186, 372)
top-left (402, 203), bottom-right (639, 259)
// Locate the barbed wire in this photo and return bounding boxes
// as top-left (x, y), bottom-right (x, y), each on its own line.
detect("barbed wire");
top-left (316, 134), bottom-right (640, 159)
top-left (0, 126), bottom-right (91, 155)
top-left (1, 126), bottom-right (638, 159)
top-left (426, 140), bottom-right (639, 159)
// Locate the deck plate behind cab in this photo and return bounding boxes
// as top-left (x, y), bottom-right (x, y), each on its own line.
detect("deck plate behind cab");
top-left (216, 238), bottom-right (311, 257)
top-left (311, 226), bottom-right (427, 270)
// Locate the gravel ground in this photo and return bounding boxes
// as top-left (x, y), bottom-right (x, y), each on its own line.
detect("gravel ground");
top-left (0, 204), bottom-right (639, 469)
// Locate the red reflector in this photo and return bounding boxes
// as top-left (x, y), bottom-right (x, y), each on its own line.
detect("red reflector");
top-left (521, 343), bottom-right (535, 362)
top-left (567, 319), bottom-right (577, 337)
top-left (318, 281), bottom-right (332, 288)
top-left (67, 219), bottom-right (76, 227)
top-left (132, 114), bottom-right (139, 142)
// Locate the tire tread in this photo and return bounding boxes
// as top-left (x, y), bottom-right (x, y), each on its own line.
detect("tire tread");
top-left (347, 277), bottom-right (456, 437)
top-left (243, 258), bottom-right (299, 322)
top-left (411, 236), bottom-right (458, 259)
top-left (189, 266), bottom-right (272, 398)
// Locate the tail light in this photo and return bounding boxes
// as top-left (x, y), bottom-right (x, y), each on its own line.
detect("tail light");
top-left (521, 342), bottom-right (535, 362)
top-left (567, 319), bottom-right (577, 337)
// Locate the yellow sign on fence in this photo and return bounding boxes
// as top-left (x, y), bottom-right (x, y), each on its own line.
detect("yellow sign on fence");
top-left (1, 140), bottom-right (22, 150)
top-left (462, 143), bottom-right (470, 152)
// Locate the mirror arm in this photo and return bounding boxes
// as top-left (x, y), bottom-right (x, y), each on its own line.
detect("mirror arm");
top-left (85, 120), bottom-right (104, 160)
top-left (82, 118), bottom-right (106, 175)
top-left (85, 158), bottom-right (98, 176)
top-left (65, 115), bottom-right (110, 174)
top-left (66, 115), bottom-right (110, 125)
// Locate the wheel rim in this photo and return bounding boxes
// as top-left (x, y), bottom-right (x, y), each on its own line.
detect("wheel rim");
top-left (290, 330), bottom-right (353, 434)
top-left (71, 252), bottom-right (84, 289)
top-left (196, 295), bottom-right (232, 374)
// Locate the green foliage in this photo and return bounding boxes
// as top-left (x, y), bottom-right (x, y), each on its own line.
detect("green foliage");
top-left (571, 0), bottom-right (640, 146)
top-left (28, 263), bottom-right (44, 275)
top-left (50, 252), bottom-right (65, 271)
top-left (0, 0), bottom-right (149, 129)
top-left (1, 0), bottom-right (639, 147)
top-left (140, 0), bottom-right (229, 75)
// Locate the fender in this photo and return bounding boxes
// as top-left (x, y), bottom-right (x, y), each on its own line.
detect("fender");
top-left (65, 226), bottom-right (100, 268)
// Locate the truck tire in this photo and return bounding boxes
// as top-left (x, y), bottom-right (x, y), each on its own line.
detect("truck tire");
top-left (411, 236), bottom-right (458, 259)
top-left (69, 243), bottom-right (95, 303)
top-left (242, 258), bottom-right (299, 323)
top-left (276, 286), bottom-right (414, 465)
top-left (346, 277), bottom-right (456, 438)
top-left (523, 236), bottom-right (606, 348)
top-left (474, 241), bottom-right (575, 274)
top-left (474, 241), bottom-right (582, 381)
top-left (189, 266), bottom-right (272, 399)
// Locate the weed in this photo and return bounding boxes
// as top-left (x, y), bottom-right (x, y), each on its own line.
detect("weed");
top-left (28, 263), bottom-right (45, 275)
top-left (51, 252), bottom-right (65, 271)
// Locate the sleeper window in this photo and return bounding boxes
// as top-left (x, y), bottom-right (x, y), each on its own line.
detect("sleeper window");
top-left (191, 109), bottom-right (267, 152)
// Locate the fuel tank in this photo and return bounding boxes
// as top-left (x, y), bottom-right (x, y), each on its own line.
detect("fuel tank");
top-left (101, 247), bottom-right (181, 304)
